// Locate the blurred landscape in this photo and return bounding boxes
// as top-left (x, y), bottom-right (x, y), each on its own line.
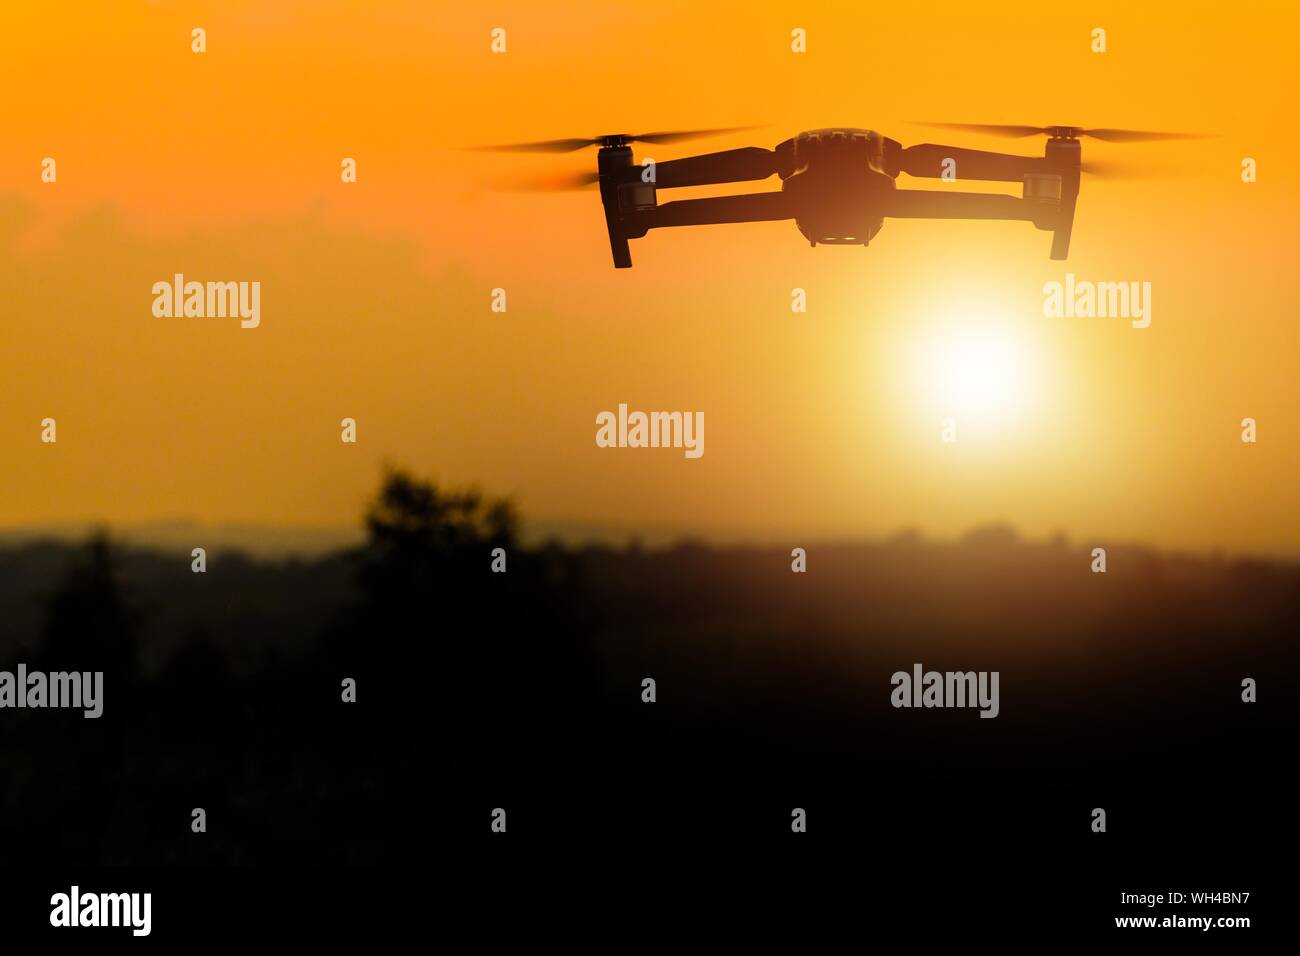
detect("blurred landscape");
top-left (0, 469), bottom-right (1292, 866)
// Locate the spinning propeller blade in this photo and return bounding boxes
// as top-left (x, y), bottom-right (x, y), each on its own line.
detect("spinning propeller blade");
top-left (486, 169), bottom-right (600, 192)
top-left (913, 122), bottom-right (1207, 142)
top-left (468, 126), bottom-right (761, 153)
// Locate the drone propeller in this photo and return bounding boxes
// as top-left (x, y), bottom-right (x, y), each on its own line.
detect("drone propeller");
top-left (468, 126), bottom-right (761, 153)
top-left (1077, 159), bottom-right (1174, 179)
top-left (914, 122), bottom-right (1207, 143)
top-left (485, 169), bottom-right (600, 192)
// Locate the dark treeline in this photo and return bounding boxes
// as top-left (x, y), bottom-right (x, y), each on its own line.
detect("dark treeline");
top-left (0, 471), bottom-right (1294, 865)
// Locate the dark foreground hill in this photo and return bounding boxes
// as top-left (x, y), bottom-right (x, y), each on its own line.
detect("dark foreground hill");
top-left (0, 475), bottom-right (1293, 875)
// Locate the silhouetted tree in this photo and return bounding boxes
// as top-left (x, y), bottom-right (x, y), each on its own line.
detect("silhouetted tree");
top-left (36, 532), bottom-right (139, 683)
top-left (357, 468), bottom-right (517, 606)
top-left (330, 468), bottom-right (599, 793)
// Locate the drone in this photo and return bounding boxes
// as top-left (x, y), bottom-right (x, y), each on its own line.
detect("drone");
top-left (475, 123), bottom-right (1200, 268)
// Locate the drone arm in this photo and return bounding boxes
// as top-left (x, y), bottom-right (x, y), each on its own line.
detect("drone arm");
top-left (882, 189), bottom-right (1050, 224)
top-left (889, 143), bottom-right (1046, 182)
top-left (636, 191), bottom-right (796, 230)
top-left (649, 147), bottom-right (786, 188)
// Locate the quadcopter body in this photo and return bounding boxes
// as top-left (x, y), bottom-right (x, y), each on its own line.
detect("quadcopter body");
top-left (781, 128), bottom-right (895, 245)
top-left (480, 123), bottom-right (1193, 268)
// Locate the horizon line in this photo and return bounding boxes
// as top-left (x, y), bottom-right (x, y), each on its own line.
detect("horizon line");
top-left (1, 519), bottom-right (1297, 564)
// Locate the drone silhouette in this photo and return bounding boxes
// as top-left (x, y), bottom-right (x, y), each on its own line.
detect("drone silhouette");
top-left (476, 123), bottom-right (1201, 268)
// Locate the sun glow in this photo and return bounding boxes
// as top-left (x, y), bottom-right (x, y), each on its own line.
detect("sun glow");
top-left (913, 320), bottom-right (1035, 432)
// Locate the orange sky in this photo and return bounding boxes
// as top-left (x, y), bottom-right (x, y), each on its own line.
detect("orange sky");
top-left (2, 1), bottom-right (1297, 554)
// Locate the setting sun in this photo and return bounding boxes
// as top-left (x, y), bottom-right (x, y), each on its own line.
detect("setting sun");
top-left (910, 313), bottom-right (1037, 437)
